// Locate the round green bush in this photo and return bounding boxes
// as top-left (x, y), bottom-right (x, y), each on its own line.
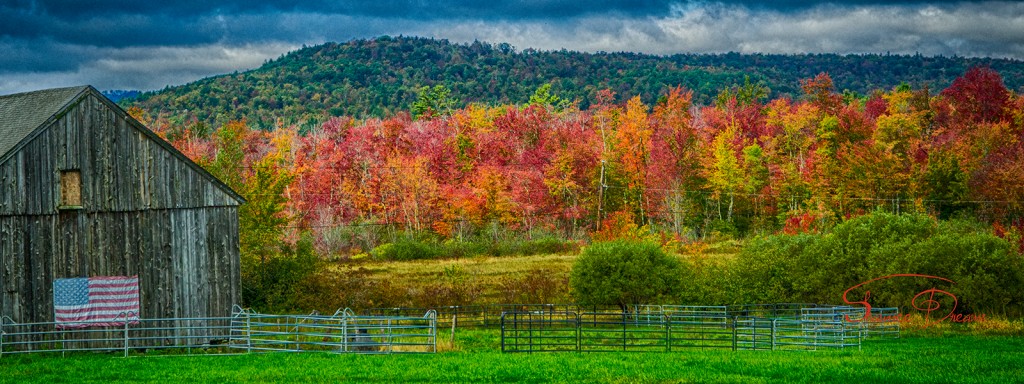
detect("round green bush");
top-left (570, 240), bottom-right (687, 308)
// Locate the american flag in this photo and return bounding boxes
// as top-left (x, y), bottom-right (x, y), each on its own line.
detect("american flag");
top-left (53, 276), bottom-right (140, 328)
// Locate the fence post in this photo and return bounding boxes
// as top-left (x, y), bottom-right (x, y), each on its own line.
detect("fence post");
top-left (0, 317), bottom-right (15, 359)
top-left (245, 312), bottom-right (252, 353)
top-left (858, 321), bottom-right (863, 351)
top-left (528, 312), bottom-right (533, 354)
top-left (575, 312), bottom-right (581, 353)
top-left (665, 314), bottom-right (671, 353)
top-left (387, 318), bottom-right (394, 354)
top-left (292, 316), bottom-right (300, 352)
top-left (342, 317), bottom-right (348, 353)
top-left (622, 312), bottom-right (627, 352)
top-left (731, 316), bottom-right (737, 351)
top-left (123, 315), bottom-right (130, 358)
top-left (431, 310), bottom-right (438, 353)
top-left (451, 308), bottom-right (458, 343)
top-left (771, 319), bottom-right (776, 351)
top-left (500, 313), bottom-right (505, 353)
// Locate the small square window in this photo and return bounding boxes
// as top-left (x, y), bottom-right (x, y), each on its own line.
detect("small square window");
top-left (60, 170), bottom-right (82, 208)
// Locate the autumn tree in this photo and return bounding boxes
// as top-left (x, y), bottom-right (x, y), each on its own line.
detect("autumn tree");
top-left (940, 66), bottom-right (1011, 126)
top-left (706, 124), bottom-right (744, 223)
top-left (611, 96), bottom-right (653, 223)
top-left (649, 87), bottom-right (702, 235)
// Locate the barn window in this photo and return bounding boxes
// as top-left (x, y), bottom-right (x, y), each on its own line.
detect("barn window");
top-left (59, 170), bottom-right (82, 208)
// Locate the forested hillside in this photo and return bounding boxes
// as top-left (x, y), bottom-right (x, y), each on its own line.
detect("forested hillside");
top-left (124, 50), bottom-right (1024, 311)
top-left (132, 67), bottom-right (1024, 261)
top-left (126, 36), bottom-right (1024, 130)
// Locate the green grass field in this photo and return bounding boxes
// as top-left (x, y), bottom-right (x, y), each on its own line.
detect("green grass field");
top-left (3, 331), bottom-right (1022, 383)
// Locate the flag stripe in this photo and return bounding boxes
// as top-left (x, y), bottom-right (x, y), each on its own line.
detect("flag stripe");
top-left (53, 275), bottom-right (140, 329)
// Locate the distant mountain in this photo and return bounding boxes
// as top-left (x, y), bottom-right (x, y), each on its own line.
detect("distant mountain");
top-left (102, 89), bottom-right (141, 103)
top-left (126, 36), bottom-right (1024, 130)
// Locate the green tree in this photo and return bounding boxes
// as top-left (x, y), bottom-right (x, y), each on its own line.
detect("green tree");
top-left (716, 75), bottom-right (770, 108)
top-left (528, 83), bottom-right (571, 111)
top-left (411, 84), bottom-right (458, 120)
top-left (570, 240), bottom-right (685, 309)
top-left (923, 152), bottom-right (971, 219)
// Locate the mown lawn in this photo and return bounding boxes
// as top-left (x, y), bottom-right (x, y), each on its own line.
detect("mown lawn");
top-left (2, 332), bottom-right (1022, 383)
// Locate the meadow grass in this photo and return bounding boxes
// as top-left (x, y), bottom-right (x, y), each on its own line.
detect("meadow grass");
top-left (356, 253), bottom-right (578, 302)
top-left (359, 253), bottom-right (577, 284)
top-left (353, 246), bottom-right (739, 304)
top-left (2, 330), bottom-right (1022, 383)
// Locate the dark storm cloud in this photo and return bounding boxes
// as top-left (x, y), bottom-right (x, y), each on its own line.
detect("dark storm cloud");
top-left (1, 1), bottom-right (1023, 94)
top-left (0, 37), bottom-right (80, 72)
top-left (0, 1), bottom-right (676, 49)
top-left (6, 1), bottom-right (674, 21)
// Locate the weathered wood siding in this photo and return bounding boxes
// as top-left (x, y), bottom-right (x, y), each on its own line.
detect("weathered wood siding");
top-left (0, 208), bottom-right (239, 322)
top-left (0, 92), bottom-right (238, 215)
top-left (0, 91), bottom-right (241, 324)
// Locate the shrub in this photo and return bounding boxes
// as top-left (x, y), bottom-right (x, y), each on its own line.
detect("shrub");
top-left (731, 233), bottom-right (817, 304)
top-left (371, 237), bottom-right (442, 261)
top-left (241, 234), bottom-right (320, 312)
top-left (570, 240), bottom-right (687, 309)
top-left (733, 211), bottom-right (1024, 317)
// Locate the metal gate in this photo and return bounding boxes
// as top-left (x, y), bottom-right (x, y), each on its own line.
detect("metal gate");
top-left (0, 307), bottom-right (437, 357)
top-left (500, 307), bottom-right (888, 353)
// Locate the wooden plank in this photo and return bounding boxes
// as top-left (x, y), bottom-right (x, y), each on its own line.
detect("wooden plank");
top-left (41, 216), bottom-right (55, 322)
top-left (196, 209), bottom-right (209, 318)
top-left (0, 161), bottom-right (13, 215)
top-left (23, 217), bottom-right (37, 322)
top-left (0, 217), bottom-right (10, 319)
top-left (14, 216), bottom-right (25, 322)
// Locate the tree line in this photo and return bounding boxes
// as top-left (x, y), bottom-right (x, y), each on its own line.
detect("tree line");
top-left (126, 66), bottom-right (1024, 263)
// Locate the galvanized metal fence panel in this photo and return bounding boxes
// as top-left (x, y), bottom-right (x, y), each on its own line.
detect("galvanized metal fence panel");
top-left (733, 317), bottom-right (775, 350)
top-left (0, 314), bottom-right (237, 357)
top-left (500, 305), bottom-right (889, 353)
top-left (578, 311), bottom-right (667, 352)
top-left (864, 307), bottom-right (901, 338)
top-left (666, 306), bottom-right (733, 350)
top-left (0, 307), bottom-right (437, 357)
top-left (229, 307), bottom-right (437, 354)
top-left (500, 311), bottom-right (579, 353)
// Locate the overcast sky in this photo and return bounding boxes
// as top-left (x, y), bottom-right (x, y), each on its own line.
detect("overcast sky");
top-left (2, 1), bottom-right (1022, 94)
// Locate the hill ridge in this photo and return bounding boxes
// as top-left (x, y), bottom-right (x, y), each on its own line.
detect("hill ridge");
top-left (127, 36), bottom-right (1024, 129)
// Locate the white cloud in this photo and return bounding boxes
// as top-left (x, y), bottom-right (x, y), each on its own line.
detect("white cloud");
top-left (429, 1), bottom-right (1024, 58)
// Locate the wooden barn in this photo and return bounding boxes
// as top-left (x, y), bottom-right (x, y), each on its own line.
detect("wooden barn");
top-left (0, 86), bottom-right (244, 326)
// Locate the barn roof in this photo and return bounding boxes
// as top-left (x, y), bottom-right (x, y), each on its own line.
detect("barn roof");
top-left (0, 86), bottom-right (244, 204)
top-left (0, 86), bottom-right (89, 158)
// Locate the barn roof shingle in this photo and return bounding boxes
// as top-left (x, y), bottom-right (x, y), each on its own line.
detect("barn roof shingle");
top-left (0, 86), bottom-right (89, 158)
